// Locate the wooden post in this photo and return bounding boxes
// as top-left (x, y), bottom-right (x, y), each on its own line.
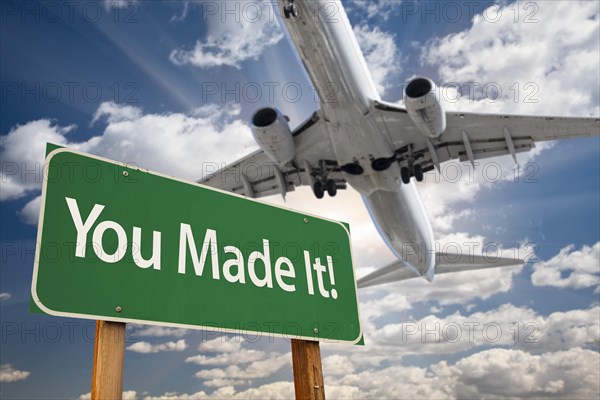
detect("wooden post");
top-left (291, 339), bottom-right (325, 400)
top-left (91, 321), bottom-right (126, 400)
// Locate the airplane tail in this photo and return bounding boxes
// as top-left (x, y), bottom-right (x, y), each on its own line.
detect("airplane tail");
top-left (357, 252), bottom-right (523, 289)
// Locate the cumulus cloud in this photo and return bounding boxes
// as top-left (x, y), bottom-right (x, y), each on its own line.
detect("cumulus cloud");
top-left (322, 354), bottom-right (356, 376)
top-left (139, 382), bottom-right (294, 400)
top-left (448, 347), bottom-right (599, 399)
top-left (193, 352), bottom-right (291, 387)
top-left (367, 304), bottom-right (599, 355)
top-left (186, 349), bottom-right (266, 366)
top-left (107, 347), bottom-right (599, 399)
top-left (327, 347), bottom-right (600, 399)
top-left (91, 102), bottom-right (143, 125)
top-left (79, 390), bottom-right (137, 400)
top-left (1, 102), bottom-right (256, 225)
top-left (126, 339), bottom-right (188, 354)
top-left (532, 242), bottom-right (600, 291)
top-left (423, 1), bottom-right (600, 116)
top-left (354, 24), bottom-right (401, 95)
top-left (0, 364), bottom-right (30, 382)
top-left (197, 336), bottom-right (246, 353)
top-left (0, 120), bottom-right (73, 201)
top-left (18, 195), bottom-right (42, 225)
top-left (170, 1), bottom-right (283, 69)
top-left (132, 325), bottom-right (189, 338)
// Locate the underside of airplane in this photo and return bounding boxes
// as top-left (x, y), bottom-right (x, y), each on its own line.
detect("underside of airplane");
top-left (200, 0), bottom-right (600, 287)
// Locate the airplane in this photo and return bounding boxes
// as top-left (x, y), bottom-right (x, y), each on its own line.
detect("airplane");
top-left (200, 0), bottom-right (600, 288)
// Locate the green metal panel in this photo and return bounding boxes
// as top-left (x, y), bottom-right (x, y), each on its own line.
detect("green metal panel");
top-left (32, 146), bottom-right (362, 344)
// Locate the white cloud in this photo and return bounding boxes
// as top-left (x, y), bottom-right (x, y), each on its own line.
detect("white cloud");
top-left (532, 242), bottom-right (600, 291)
top-left (327, 347), bottom-right (599, 399)
top-left (78, 345), bottom-right (600, 399)
top-left (203, 379), bottom-right (248, 388)
top-left (423, 1), bottom-right (600, 116)
top-left (447, 347), bottom-right (599, 399)
top-left (186, 349), bottom-right (266, 366)
top-left (0, 120), bottom-right (73, 201)
top-left (126, 339), bottom-right (188, 354)
top-left (79, 390), bottom-right (137, 400)
top-left (170, 1), bottom-right (190, 23)
top-left (366, 304), bottom-right (599, 356)
top-left (348, 0), bottom-right (399, 21)
top-left (354, 24), bottom-right (401, 95)
top-left (170, 1), bottom-right (283, 69)
top-left (194, 352), bottom-right (290, 381)
top-left (141, 382), bottom-right (294, 400)
top-left (91, 102), bottom-right (143, 125)
top-left (0, 292), bottom-right (11, 301)
top-left (18, 195), bottom-right (41, 225)
top-left (132, 325), bottom-right (189, 338)
top-left (1, 102), bottom-right (256, 225)
top-left (197, 336), bottom-right (246, 353)
top-left (103, 0), bottom-right (137, 11)
top-left (0, 364), bottom-right (30, 382)
top-left (322, 354), bottom-right (356, 376)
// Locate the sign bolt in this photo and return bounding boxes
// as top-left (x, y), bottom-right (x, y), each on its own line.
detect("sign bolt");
top-left (122, 171), bottom-right (129, 177)
top-left (115, 306), bottom-right (122, 313)
top-left (313, 327), bottom-right (319, 334)
top-left (304, 218), bottom-right (308, 223)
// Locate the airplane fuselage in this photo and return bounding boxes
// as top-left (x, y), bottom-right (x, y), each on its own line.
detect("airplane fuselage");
top-left (278, 0), bottom-right (436, 278)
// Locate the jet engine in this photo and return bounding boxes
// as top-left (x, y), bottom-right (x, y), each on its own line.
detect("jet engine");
top-left (404, 77), bottom-right (446, 138)
top-left (251, 107), bottom-right (296, 165)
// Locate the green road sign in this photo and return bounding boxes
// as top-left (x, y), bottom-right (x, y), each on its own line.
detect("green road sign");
top-left (32, 146), bottom-right (362, 344)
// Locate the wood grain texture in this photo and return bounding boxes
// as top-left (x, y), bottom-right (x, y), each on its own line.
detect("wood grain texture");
top-left (291, 339), bottom-right (325, 400)
top-left (91, 321), bottom-right (126, 400)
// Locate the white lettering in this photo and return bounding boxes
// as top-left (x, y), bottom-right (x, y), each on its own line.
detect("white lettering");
top-left (223, 246), bottom-right (245, 284)
top-left (92, 221), bottom-right (127, 263)
top-left (275, 257), bottom-right (296, 292)
top-left (178, 224), bottom-right (220, 279)
top-left (248, 239), bottom-right (273, 288)
top-left (65, 197), bottom-right (105, 258)
top-left (132, 227), bottom-right (161, 270)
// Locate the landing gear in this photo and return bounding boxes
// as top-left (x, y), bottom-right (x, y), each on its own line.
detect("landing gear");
top-left (414, 164), bottom-right (424, 182)
top-left (400, 166), bottom-right (411, 184)
top-left (306, 160), bottom-right (346, 200)
top-left (313, 181), bottom-right (324, 199)
top-left (283, 1), bottom-right (297, 19)
top-left (326, 180), bottom-right (337, 197)
top-left (312, 180), bottom-right (337, 199)
top-left (400, 164), bottom-right (424, 184)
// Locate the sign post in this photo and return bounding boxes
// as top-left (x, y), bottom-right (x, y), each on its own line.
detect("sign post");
top-left (91, 321), bottom-right (126, 399)
top-left (292, 339), bottom-right (325, 400)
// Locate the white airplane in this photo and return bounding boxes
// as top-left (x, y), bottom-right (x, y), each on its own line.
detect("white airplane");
top-left (201, 0), bottom-right (600, 288)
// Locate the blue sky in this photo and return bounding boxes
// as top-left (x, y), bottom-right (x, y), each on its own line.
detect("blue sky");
top-left (1, 1), bottom-right (599, 398)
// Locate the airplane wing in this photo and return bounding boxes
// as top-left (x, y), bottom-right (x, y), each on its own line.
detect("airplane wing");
top-left (373, 100), bottom-right (600, 174)
top-left (357, 252), bottom-right (523, 289)
top-left (199, 112), bottom-right (346, 198)
top-left (200, 100), bottom-right (598, 196)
